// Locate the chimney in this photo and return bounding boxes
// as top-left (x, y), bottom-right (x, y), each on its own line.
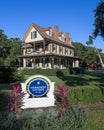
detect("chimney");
top-left (54, 26), bottom-right (59, 39)
top-left (65, 32), bottom-right (70, 43)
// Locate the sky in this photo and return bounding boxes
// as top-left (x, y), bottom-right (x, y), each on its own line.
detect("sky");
top-left (0, 0), bottom-right (104, 52)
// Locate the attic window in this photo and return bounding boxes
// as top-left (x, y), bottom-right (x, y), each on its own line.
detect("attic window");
top-left (31, 31), bottom-right (37, 39)
top-left (49, 31), bottom-right (52, 36)
top-left (61, 36), bottom-right (65, 42)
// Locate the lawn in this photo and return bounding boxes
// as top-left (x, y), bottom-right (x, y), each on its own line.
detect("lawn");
top-left (87, 110), bottom-right (104, 130)
top-left (48, 73), bottom-right (104, 88)
top-left (0, 73), bottom-right (104, 129)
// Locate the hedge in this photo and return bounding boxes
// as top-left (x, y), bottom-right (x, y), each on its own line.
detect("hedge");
top-left (68, 86), bottom-right (104, 105)
top-left (22, 68), bottom-right (70, 76)
top-left (22, 67), bottom-right (86, 76)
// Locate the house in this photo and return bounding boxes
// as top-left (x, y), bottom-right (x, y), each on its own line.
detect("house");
top-left (19, 23), bottom-right (80, 69)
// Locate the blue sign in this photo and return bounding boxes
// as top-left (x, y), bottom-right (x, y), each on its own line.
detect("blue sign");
top-left (28, 78), bottom-right (48, 97)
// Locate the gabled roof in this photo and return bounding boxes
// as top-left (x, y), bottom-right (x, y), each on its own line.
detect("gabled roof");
top-left (23, 23), bottom-right (75, 49)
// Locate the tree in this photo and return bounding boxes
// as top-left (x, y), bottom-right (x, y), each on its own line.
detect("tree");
top-left (0, 29), bottom-right (8, 66)
top-left (93, 1), bottom-right (104, 39)
top-left (72, 42), bottom-right (98, 65)
top-left (4, 38), bottom-right (22, 67)
top-left (0, 29), bottom-right (22, 67)
top-left (85, 1), bottom-right (104, 68)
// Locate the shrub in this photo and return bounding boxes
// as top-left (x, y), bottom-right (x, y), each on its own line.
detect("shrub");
top-left (68, 86), bottom-right (103, 105)
top-left (0, 107), bottom-right (87, 130)
top-left (8, 85), bottom-right (25, 113)
top-left (22, 68), bottom-right (70, 76)
top-left (54, 107), bottom-right (87, 130)
top-left (0, 66), bottom-right (24, 83)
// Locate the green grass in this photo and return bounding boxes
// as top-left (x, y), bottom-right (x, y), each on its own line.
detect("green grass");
top-left (48, 73), bottom-right (104, 89)
top-left (87, 110), bottom-right (104, 130)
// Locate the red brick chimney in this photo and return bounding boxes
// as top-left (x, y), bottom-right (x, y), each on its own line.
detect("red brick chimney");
top-left (54, 26), bottom-right (59, 39)
top-left (65, 32), bottom-right (70, 43)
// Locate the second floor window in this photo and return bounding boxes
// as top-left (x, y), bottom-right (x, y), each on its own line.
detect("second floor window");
top-left (31, 31), bottom-right (37, 39)
top-left (59, 46), bottom-right (63, 54)
top-left (65, 48), bottom-right (68, 55)
top-left (45, 44), bottom-right (48, 51)
top-left (70, 49), bottom-right (73, 56)
top-left (52, 44), bottom-right (56, 53)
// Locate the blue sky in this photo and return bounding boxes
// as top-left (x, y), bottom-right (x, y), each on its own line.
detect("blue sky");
top-left (0, 0), bottom-right (104, 52)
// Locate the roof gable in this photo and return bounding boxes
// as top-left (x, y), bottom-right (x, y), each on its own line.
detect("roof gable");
top-left (23, 24), bottom-right (44, 43)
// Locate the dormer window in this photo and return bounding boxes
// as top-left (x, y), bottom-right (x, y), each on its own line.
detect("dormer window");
top-left (61, 36), bottom-right (65, 42)
top-left (31, 31), bottom-right (37, 39)
top-left (49, 31), bottom-right (52, 36)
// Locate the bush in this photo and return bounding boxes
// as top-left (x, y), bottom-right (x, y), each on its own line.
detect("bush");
top-left (0, 107), bottom-right (87, 130)
top-left (22, 68), bottom-right (70, 76)
top-left (0, 66), bottom-right (24, 83)
top-left (68, 86), bottom-right (103, 105)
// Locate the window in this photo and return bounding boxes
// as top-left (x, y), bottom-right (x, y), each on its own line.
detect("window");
top-left (61, 36), bottom-right (65, 42)
top-left (31, 31), bottom-right (37, 39)
top-left (52, 44), bottom-right (56, 53)
top-left (45, 44), bottom-right (48, 51)
top-left (65, 48), bottom-right (68, 55)
top-left (70, 49), bottom-right (73, 56)
top-left (49, 31), bottom-right (52, 36)
top-left (59, 46), bottom-right (63, 54)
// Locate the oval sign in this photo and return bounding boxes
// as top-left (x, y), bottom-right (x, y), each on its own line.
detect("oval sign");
top-left (28, 78), bottom-right (48, 97)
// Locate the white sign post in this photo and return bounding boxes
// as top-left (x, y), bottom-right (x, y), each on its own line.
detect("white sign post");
top-left (21, 75), bottom-right (55, 109)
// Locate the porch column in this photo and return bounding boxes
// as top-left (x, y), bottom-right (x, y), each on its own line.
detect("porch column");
top-left (65, 59), bottom-right (67, 67)
top-left (42, 57), bottom-right (45, 68)
top-left (23, 58), bottom-right (26, 68)
top-left (39, 57), bottom-right (42, 68)
top-left (59, 58), bottom-right (61, 68)
top-left (43, 40), bottom-right (45, 54)
top-left (32, 58), bottom-right (35, 68)
top-left (48, 57), bottom-right (51, 68)
top-left (73, 60), bottom-right (75, 67)
top-left (51, 57), bottom-right (54, 68)
top-left (33, 42), bottom-right (35, 52)
top-left (75, 59), bottom-right (79, 67)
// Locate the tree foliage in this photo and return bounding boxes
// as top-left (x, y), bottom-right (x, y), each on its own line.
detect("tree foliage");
top-left (93, 1), bottom-right (104, 39)
top-left (0, 29), bottom-right (22, 67)
top-left (72, 42), bottom-right (104, 65)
